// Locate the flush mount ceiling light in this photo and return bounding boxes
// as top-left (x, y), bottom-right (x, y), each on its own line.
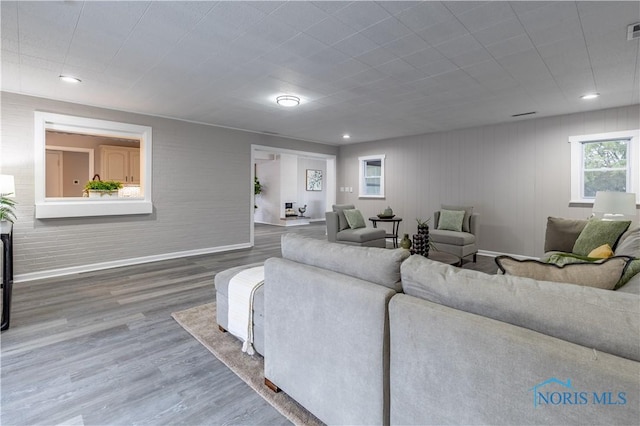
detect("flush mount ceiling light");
top-left (59, 75), bottom-right (81, 83)
top-left (580, 93), bottom-right (600, 100)
top-left (343, 134), bottom-right (351, 139)
top-left (276, 95), bottom-right (300, 107)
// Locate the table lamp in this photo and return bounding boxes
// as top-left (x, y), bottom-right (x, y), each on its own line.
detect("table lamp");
top-left (0, 175), bottom-right (15, 197)
top-left (592, 191), bottom-right (636, 220)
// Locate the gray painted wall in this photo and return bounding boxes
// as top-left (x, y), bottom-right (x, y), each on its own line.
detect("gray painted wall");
top-left (1, 92), bottom-right (337, 278)
top-left (336, 105), bottom-right (640, 257)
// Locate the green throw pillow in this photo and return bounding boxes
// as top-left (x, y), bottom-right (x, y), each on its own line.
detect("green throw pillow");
top-left (343, 209), bottom-right (366, 229)
top-left (438, 209), bottom-right (465, 232)
top-left (572, 219), bottom-right (631, 256)
top-left (617, 258), bottom-right (640, 289)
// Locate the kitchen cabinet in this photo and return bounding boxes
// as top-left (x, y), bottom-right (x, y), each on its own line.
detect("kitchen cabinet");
top-left (99, 145), bottom-right (140, 184)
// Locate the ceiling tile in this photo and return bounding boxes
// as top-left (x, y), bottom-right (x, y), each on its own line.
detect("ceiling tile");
top-left (360, 16), bottom-right (412, 45)
top-left (268, 1), bottom-right (329, 32)
top-left (354, 46), bottom-right (398, 67)
top-left (420, 58), bottom-right (459, 77)
top-left (434, 34), bottom-right (484, 59)
top-left (417, 17), bottom-right (469, 47)
top-left (473, 17), bottom-right (526, 47)
top-left (454, 1), bottom-right (516, 33)
top-left (395, 2), bottom-right (455, 32)
top-left (305, 17), bottom-right (358, 46)
top-left (279, 33), bottom-right (330, 59)
top-left (332, 33), bottom-right (379, 57)
top-left (449, 48), bottom-right (493, 69)
top-left (484, 34), bottom-right (535, 59)
top-left (403, 47), bottom-right (446, 68)
top-left (333, 2), bottom-right (391, 31)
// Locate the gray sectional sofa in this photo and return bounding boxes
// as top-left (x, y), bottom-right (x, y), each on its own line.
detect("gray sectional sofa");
top-left (262, 234), bottom-right (639, 425)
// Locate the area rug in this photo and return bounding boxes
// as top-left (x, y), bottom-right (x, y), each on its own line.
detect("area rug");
top-left (171, 303), bottom-right (323, 426)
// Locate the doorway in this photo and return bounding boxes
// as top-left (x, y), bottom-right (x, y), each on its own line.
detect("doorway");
top-left (250, 145), bottom-right (336, 246)
top-left (45, 146), bottom-right (94, 198)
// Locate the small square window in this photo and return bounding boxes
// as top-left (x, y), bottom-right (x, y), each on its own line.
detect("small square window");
top-left (570, 130), bottom-right (639, 203)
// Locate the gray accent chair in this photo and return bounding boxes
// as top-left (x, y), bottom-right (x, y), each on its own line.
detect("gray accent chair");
top-left (326, 204), bottom-right (386, 248)
top-left (430, 206), bottom-right (478, 262)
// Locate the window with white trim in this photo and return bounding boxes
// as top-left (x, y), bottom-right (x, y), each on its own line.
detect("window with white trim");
top-left (570, 130), bottom-right (640, 203)
top-left (359, 154), bottom-right (385, 198)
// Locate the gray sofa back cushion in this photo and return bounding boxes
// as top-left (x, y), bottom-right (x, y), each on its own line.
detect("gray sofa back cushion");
top-left (401, 255), bottom-right (640, 361)
top-left (616, 227), bottom-right (640, 258)
top-left (544, 216), bottom-right (588, 253)
top-left (281, 233), bottom-right (409, 291)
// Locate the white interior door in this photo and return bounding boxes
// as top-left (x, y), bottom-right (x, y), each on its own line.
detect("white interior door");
top-left (46, 150), bottom-right (63, 197)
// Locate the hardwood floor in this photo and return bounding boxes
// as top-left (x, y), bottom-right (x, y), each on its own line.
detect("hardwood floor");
top-left (1, 223), bottom-right (496, 425)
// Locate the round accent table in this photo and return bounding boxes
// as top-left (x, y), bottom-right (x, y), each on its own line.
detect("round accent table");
top-left (426, 251), bottom-right (462, 267)
top-left (368, 216), bottom-right (403, 248)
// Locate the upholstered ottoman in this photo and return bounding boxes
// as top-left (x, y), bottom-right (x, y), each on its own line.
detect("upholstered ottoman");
top-left (214, 262), bottom-right (265, 356)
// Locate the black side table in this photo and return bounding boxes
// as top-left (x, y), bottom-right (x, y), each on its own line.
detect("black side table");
top-left (369, 217), bottom-right (403, 248)
top-left (1, 221), bottom-right (14, 331)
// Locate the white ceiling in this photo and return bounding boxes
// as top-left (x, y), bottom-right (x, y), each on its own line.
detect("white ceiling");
top-left (2, 1), bottom-right (639, 145)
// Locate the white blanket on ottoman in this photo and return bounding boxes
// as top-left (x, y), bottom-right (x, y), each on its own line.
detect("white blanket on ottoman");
top-left (227, 265), bottom-right (264, 355)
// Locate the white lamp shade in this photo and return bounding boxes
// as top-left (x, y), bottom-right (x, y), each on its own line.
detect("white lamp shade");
top-left (592, 191), bottom-right (636, 217)
top-left (0, 175), bottom-right (15, 197)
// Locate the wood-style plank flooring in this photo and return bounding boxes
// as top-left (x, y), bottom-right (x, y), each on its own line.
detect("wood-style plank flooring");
top-left (1, 223), bottom-right (496, 425)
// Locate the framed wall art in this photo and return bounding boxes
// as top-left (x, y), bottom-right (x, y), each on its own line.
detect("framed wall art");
top-left (306, 169), bottom-right (322, 191)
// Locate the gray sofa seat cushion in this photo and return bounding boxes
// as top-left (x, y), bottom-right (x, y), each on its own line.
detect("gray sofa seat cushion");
top-left (337, 227), bottom-right (386, 243)
top-left (281, 233), bottom-right (409, 291)
top-left (400, 255), bottom-right (640, 362)
top-left (429, 229), bottom-right (476, 245)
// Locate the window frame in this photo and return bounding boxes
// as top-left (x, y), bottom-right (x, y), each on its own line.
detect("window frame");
top-left (358, 154), bottom-right (385, 199)
top-left (569, 129), bottom-right (640, 204)
top-left (34, 112), bottom-right (153, 218)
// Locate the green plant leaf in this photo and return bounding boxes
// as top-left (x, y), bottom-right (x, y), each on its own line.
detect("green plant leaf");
top-left (84, 180), bottom-right (123, 191)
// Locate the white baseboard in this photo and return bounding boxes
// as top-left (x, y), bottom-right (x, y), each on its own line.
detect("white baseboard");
top-left (14, 242), bottom-right (252, 283)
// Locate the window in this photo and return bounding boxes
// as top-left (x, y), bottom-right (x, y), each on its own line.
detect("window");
top-left (570, 130), bottom-right (640, 203)
top-left (34, 112), bottom-right (153, 218)
top-left (359, 154), bottom-right (385, 198)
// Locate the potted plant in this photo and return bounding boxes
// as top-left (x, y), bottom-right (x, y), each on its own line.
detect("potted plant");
top-left (0, 193), bottom-right (17, 223)
top-left (254, 176), bottom-right (263, 209)
top-left (84, 180), bottom-right (123, 198)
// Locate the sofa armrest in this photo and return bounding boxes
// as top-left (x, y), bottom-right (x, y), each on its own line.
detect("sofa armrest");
top-left (325, 211), bottom-right (339, 242)
top-left (264, 257), bottom-right (395, 425)
top-left (469, 213), bottom-right (479, 238)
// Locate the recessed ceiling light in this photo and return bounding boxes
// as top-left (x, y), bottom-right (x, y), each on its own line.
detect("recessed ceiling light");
top-left (59, 75), bottom-right (81, 83)
top-left (276, 95), bottom-right (300, 107)
top-left (343, 134), bottom-right (351, 139)
top-left (580, 93), bottom-right (600, 100)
